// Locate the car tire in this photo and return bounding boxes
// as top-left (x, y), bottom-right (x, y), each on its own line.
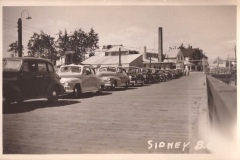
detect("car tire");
top-left (111, 81), bottom-right (117, 90)
top-left (72, 85), bottom-right (81, 98)
top-left (97, 85), bottom-right (103, 94)
top-left (141, 79), bottom-right (145, 86)
top-left (125, 81), bottom-right (129, 89)
top-left (48, 87), bottom-right (59, 103)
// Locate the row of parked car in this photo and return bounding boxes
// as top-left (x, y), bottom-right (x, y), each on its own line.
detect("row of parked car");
top-left (3, 57), bottom-right (184, 106)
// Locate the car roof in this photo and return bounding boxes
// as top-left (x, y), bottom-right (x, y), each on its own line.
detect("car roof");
top-left (60, 64), bottom-right (92, 68)
top-left (3, 57), bottom-right (52, 63)
top-left (124, 66), bottom-right (140, 69)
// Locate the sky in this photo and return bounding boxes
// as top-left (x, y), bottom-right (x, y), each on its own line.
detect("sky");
top-left (2, 5), bottom-right (237, 62)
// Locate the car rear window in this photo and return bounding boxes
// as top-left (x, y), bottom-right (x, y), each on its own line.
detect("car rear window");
top-left (99, 67), bottom-right (116, 72)
top-left (59, 66), bottom-right (81, 73)
top-left (125, 67), bottom-right (137, 73)
top-left (38, 62), bottom-right (48, 73)
top-left (3, 60), bottom-right (22, 71)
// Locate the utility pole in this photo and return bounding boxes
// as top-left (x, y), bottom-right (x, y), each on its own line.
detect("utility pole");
top-left (228, 54), bottom-right (230, 71)
top-left (119, 47), bottom-right (122, 66)
top-left (17, 18), bottom-right (22, 57)
top-left (218, 56), bottom-right (219, 67)
top-left (150, 55), bottom-right (152, 68)
top-left (18, 10), bottom-right (32, 57)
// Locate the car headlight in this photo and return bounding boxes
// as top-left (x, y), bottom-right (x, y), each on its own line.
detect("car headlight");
top-left (129, 75), bottom-right (132, 79)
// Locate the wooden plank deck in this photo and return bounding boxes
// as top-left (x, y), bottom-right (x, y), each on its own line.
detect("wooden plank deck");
top-left (3, 72), bottom-right (207, 154)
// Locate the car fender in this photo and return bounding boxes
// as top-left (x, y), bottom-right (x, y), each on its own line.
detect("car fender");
top-left (47, 81), bottom-right (65, 95)
top-left (3, 81), bottom-right (21, 102)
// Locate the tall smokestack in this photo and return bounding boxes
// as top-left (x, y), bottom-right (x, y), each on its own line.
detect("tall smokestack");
top-left (158, 27), bottom-right (163, 62)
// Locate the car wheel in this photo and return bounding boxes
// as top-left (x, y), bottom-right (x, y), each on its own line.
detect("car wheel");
top-left (125, 81), bottom-right (129, 89)
top-left (48, 87), bottom-right (59, 103)
top-left (111, 81), bottom-right (116, 90)
top-left (141, 79), bottom-right (145, 86)
top-left (97, 85), bottom-right (103, 94)
top-left (72, 85), bottom-right (81, 98)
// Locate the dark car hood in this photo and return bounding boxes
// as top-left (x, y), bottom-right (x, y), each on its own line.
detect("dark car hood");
top-left (3, 71), bottom-right (20, 80)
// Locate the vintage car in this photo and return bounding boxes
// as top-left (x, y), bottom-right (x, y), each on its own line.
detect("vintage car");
top-left (57, 64), bottom-right (104, 98)
top-left (149, 68), bottom-right (161, 82)
top-left (155, 69), bottom-right (167, 82)
top-left (124, 66), bottom-right (145, 86)
top-left (140, 68), bottom-right (155, 84)
top-left (161, 70), bottom-right (172, 80)
top-left (165, 70), bottom-right (177, 79)
top-left (3, 57), bottom-right (64, 105)
top-left (97, 66), bottom-right (129, 89)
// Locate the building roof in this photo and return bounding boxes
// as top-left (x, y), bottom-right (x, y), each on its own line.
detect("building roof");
top-left (165, 49), bottom-right (180, 58)
top-left (105, 46), bottom-right (138, 53)
top-left (142, 57), bottom-right (159, 63)
top-left (180, 49), bottom-right (195, 57)
top-left (82, 53), bottom-right (142, 65)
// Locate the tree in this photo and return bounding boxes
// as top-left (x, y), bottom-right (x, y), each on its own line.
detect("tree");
top-left (87, 28), bottom-right (99, 53)
top-left (55, 29), bottom-right (70, 56)
top-left (190, 49), bottom-right (204, 65)
top-left (27, 31), bottom-right (57, 62)
top-left (7, 41), bottom-right (24, 56)
top-left (178, 43), bottom-right (186, 49)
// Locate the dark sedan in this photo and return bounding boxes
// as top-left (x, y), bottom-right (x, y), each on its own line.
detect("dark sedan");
top-left (124, 66), bottom-right (145, 86)
top-left (140, 68), bottom-right (154, 84)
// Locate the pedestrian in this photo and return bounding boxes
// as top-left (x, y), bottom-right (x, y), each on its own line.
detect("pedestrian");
top-left (187, 69), bottom-right (190, 76)
top-left (184, 68), bottom-right (187, 76)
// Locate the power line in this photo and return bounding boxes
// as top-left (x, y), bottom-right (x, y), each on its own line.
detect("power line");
top-left (3, 19), bottom-right (42, 31)
top-left (3, 23), bottom-right (17, 28)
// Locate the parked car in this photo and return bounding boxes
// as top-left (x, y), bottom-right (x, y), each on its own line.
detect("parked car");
top-left (155, 69), bottom-right (166, 82)
top-left (3, 57), bottom-right (64, 105)
top-left (57, 64), bottom-right (104, 98)
top-left (140, 68), bottom-right (154, 84)
top-left (97, 66), bottom-right (129, 90)
top-left (160, 70), bottom-right (172, 80)
top-left (124, 66), bottom-right (145, 86)
top-left (166, 70), bottom-right (177, 79)
top-left (149, 68), bottom-right (161, 82)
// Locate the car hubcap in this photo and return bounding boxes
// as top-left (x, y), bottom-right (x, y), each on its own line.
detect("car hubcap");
top-left (52, 91), bottom-right (57, 96)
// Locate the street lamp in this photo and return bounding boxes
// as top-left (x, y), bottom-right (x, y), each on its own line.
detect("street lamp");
top-left (18, 10), bottom-right (32, 57)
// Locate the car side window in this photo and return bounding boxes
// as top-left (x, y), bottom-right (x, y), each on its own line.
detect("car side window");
top-left (22, 62), bottom-right (30, 72)
top-left (29, 62), bottom-right (38, 73)
top-left (83, 67), bottom-right (91, 75)
top-left (117, 67), bottom-right (123, 73)
top-left (47, 63), bottom-right (54, 73)
top-left (90, 68), bottom-right (95, 74)
top-left (38, 62), bottom-right (48, 73)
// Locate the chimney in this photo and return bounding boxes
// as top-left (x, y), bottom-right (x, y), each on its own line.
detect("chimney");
top-left (158, 27), bottom-right (163, 62)
top-left (142, 46), bottom-right (147, 60)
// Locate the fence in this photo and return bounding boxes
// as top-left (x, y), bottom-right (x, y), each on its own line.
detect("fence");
top-left (206, 75), bottom-right (237, 141)
top-left (207, 67), bottom-right (237, 85)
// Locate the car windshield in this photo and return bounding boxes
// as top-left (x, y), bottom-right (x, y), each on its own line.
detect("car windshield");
top-left (3, 60), bottom-right (22, 71)
top-left (99, 67), bottom-right (116, 72)
top-left (59, 66), bottom-right (81, 73)
top-left (141, 69), bottom-right (148, 73)
top-left (125, 67), bottom-right (137, 73)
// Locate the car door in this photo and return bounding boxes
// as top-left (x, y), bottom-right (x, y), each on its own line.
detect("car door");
top-left (116, 67), bottom-right (125, 85)
top-left (35, 61), bottom-right (51, 96)
top-left (81, 67), bottom-right (95, 92)
top-left (90, 68), bottom-right (99, 90)
top-left (18, 61), bottom-right (37, 98)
